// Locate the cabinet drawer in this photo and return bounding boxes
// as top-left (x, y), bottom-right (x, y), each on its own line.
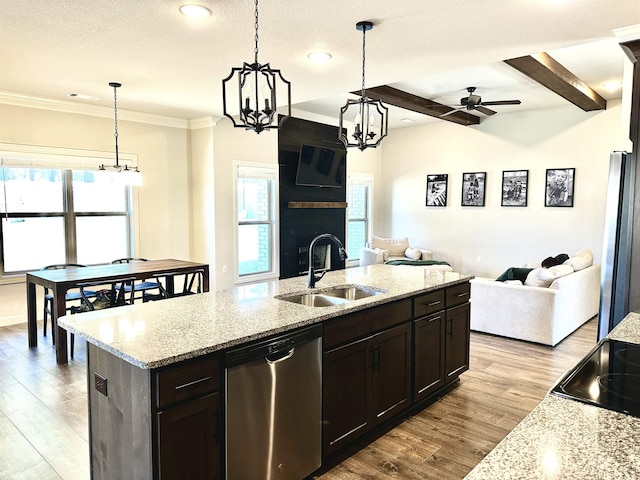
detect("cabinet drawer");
top-left (324, 299), bottom-right (412, 349)
top-left (155, 355), bottom-right (220, 409)
top-left (446, 282), bottom-right (470, 308)
top-left (413, 290), bottom-right (445, 318)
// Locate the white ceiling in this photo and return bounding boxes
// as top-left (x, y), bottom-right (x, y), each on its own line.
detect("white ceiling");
top-left (1, 0), bottom-right (638, 129)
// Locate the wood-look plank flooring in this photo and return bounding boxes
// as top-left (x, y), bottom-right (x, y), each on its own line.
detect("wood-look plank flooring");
top-left (0, 317), bottom-right (598, 480)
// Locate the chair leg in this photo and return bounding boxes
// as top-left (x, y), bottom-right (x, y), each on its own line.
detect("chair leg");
top-left (43, 298), bottom-right (49, 336)
top-left (70, 333), bottom-right (74, 359)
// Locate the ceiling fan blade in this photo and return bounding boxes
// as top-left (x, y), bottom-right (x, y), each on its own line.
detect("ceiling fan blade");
top-left (440, 107), bottom-right (461, 118)
top-left (481, 100), bottom-right (522, 106)
top-left (475, 106), bottom-right (497, 116)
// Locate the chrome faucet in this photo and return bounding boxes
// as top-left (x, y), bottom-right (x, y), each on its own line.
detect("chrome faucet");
top-left (307, 233), bottom-right (348, 288)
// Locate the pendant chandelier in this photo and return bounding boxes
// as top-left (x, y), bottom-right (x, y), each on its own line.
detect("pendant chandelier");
top-left (339, 21), bottom-right (388, 151)
top-left (99, 82), bottom-right (142, 185)
top-left (221, 0), bottom-right (291, 133)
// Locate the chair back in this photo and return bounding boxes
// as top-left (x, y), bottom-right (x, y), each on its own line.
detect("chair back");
top-left (42, 263), bottom-right (86, 271)
top-left (111, 258), bottom-right (149, 264)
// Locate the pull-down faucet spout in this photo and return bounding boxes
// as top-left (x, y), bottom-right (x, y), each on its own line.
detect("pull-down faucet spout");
top-left (307, 233), bottom-right (348, 288)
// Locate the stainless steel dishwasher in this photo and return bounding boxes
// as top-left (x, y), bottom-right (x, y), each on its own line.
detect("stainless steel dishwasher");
top-left (225, 324), bottom-right (322, 480)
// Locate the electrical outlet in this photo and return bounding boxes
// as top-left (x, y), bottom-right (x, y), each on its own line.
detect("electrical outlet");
top-left (222, 265), bottom-right (228, 274)
top-left (476, 256), bottom-right (482, 263)
top-left (94, 373), bottom-right (108, 397)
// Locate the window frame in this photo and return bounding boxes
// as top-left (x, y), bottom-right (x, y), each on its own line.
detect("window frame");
top-left (233, 161), bottom-right (279, 284)
top-left (0, 144), bottom-right (137, 279)
top-left (346, 173), bottom-right (374, 267)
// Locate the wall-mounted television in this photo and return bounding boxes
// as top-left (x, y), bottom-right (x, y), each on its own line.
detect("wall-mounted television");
top-left (295, 144), bottom-right (346, 188)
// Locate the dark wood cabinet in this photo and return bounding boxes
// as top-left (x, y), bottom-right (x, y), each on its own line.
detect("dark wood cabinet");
top-left (157, 392), bottom-right (220, 479)
top-left (322, 300), bottom-right (412, 457)
top-left (413, 311), bottom-right (445, 401)
top-left (445, 302), bottom-right (471, 382)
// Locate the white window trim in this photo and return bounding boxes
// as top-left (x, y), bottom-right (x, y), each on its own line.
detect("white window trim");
top-left (233, 161), bottom-right (280, 285)
top-left (346, 173), bottom-right (374, 268)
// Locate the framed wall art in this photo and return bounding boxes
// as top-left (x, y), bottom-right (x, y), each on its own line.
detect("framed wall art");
top-left (501, 170), bottom-right (528, 207)
top-left (426, 174), bottom-right (448, 207)
top-left (545, 168), bottom-right (575, 207)
top-left (461, 172), bottom-right (486, 207)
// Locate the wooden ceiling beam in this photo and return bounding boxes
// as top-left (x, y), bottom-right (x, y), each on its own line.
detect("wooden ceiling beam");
top-left (352, 85), bottom-right (480, 126)
top-left (504, 53), bottom-right (606, 111)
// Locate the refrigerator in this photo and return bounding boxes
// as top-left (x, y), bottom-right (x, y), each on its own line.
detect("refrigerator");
top-left (598, 151), bottom-right (635, 339)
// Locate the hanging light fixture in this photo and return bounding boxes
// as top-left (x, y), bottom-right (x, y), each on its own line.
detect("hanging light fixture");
top-left (339, 21), bottom-right (388, 151)
top-left (221, 0), bottom-right (291, 133)
top-left (99, 82), bottom-right (141, 185)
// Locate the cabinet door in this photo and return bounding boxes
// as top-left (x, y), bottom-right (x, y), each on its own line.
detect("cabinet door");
top-left (157, 392), bottom-right (220, 480)
top-left (445, 302), bottom-right (470, 383)
top-left (372, 322), bottom-right (412, 425)
top-left (414, 311), bottom-right (445, 401)
top-left (323, 337), bottom-right (372, 457)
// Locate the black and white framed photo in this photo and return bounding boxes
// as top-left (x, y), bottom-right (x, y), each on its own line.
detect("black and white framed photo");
top-left (426, 174), bottom-right (448, 207)
top-left (461, 172), bottom-right (486, 207)
top-left (545, 168), bottom-right (575, 207)
top-left (501, 170), bottom-right (528, 207)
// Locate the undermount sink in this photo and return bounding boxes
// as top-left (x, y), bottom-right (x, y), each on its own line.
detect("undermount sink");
top-left (276, 285), bottom-right (386, 307)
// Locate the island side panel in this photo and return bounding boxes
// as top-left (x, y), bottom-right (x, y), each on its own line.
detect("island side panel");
top-left (88, 343), bottom-right (153, 480)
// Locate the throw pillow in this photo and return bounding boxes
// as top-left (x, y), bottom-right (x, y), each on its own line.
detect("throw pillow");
top-left (564, 249), bottom-right (594, 271)
top-left (371, 236), bottom-right (410, 258)
top-left (547, 264), bottom-right (574, 278)
top-left (496, 267), bottom-right (533, 283)
top-left (404, 247), bottom-right (422, 260)
top-left (541, 253), bottom-right (569, 268)
top-left (524, 268), bottom-right (556, 287)
top-left (418, 249), bottom-right (433, 261)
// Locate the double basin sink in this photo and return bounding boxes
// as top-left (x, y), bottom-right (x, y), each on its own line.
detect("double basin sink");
top-left (276, 284), bottom-right (386, 307)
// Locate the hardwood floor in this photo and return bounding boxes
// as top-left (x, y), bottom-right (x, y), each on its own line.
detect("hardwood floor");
top-left (0, 317), bottom-right (598, 480)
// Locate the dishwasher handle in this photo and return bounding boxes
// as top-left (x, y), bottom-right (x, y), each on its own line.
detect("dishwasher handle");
top-left (265, 347), bottom-right (295, 364)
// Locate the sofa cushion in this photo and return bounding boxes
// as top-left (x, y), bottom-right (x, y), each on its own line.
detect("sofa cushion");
top-left (371, 236), bottom-right (410, 258)
top-left (525, 264), bottom-right (575, 287)
top-left (564, 249), bottom-right (594, 271)
top-left (404, 247), bottom-right (422, 260)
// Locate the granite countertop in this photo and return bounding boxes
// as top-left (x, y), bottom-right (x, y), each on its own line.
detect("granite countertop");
top-left (464, 312), bottom-right (640, 480)
top-left (59, 264), bottom-right (471, 369)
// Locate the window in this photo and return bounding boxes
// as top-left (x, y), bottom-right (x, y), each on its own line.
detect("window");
top-left (235, 163), bottom-right (278, 282)
top-left (346, 174), bottom-right (373, 265)
top-left (1, 166), bottom-right (133, 274)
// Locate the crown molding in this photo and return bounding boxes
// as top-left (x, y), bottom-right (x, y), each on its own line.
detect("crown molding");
top-left (190, 116), bottom-right (218, 129)
top-left (0, 90), bottom-right (192, 129)
top-left (614, 24), bottom-right (640, 43)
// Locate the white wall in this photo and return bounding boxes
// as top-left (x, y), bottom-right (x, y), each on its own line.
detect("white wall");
top-left (378, 100), bottom-right (625, 278)
top-left (0, 103), bottom-right (192, 325)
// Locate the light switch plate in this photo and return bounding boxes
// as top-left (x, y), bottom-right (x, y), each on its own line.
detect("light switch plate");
top-left (94, 372), bottom-right (108, 397)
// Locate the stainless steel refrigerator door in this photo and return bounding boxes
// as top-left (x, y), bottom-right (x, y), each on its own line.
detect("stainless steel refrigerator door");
top-left (226, 337), bottom-right (322, 480)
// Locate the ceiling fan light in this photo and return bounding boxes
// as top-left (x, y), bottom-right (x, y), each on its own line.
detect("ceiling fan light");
top-left (602, 80), bottom-right (622, 91)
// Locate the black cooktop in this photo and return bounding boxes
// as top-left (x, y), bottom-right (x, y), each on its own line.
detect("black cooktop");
top-left (550, 338), bottom-right (640, 418)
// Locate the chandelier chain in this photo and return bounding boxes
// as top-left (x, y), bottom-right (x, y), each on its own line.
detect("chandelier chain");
top-left (254, 0), bottom-right (259, 63)
top-left (113, 85), bottom-right (118, 142)
top-left (361, 25), bottom-right (367, 97)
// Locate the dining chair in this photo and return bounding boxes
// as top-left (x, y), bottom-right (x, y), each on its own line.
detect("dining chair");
top-left (142, 269), bottom-right (204, 302)
top-left (110, 258), bottom-right (162, 302)
top-left (68, 277), bottom-right (137, 357)
top-left (41, 263), bottom-right (97, 340)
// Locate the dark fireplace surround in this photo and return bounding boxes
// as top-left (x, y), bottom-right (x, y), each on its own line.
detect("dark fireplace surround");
top-left (278, 117), bottom-right (347, 279)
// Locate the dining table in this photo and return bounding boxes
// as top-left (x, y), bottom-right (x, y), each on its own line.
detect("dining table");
top-left (26, 259), bottom-right (210, 364)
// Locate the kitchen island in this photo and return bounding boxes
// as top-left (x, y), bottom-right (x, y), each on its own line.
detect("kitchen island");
top-left (464, 312), bottom-right (640, 480)
top-left (59, 264), bottom-right (473, 480)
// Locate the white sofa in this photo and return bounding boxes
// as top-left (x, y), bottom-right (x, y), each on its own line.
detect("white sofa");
top-left (359, 236), bottom-right (435, 266)
top-left (470, 263), bottom-right (601, 346)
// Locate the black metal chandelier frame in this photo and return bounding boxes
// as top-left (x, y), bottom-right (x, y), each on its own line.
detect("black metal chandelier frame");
top-left (339, 21), bottom-right (388, 151)
top-left (221, 0), bottom-right (291, 133)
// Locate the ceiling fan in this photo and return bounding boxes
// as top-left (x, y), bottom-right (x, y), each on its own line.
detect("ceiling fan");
top-left (441, 86), bottom-right (521, 117)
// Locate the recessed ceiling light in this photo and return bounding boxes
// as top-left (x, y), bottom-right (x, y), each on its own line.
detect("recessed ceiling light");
top-left (66, 93), bottom-right (100, 101)
top-left (602, 80), bottom-right (622, 91)
top-left (400, 118), bottom-right (415, 123)
top-left (179, 4), bottom-right (212, 18)
top-left (307, 52), bottom-right (332, 64)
